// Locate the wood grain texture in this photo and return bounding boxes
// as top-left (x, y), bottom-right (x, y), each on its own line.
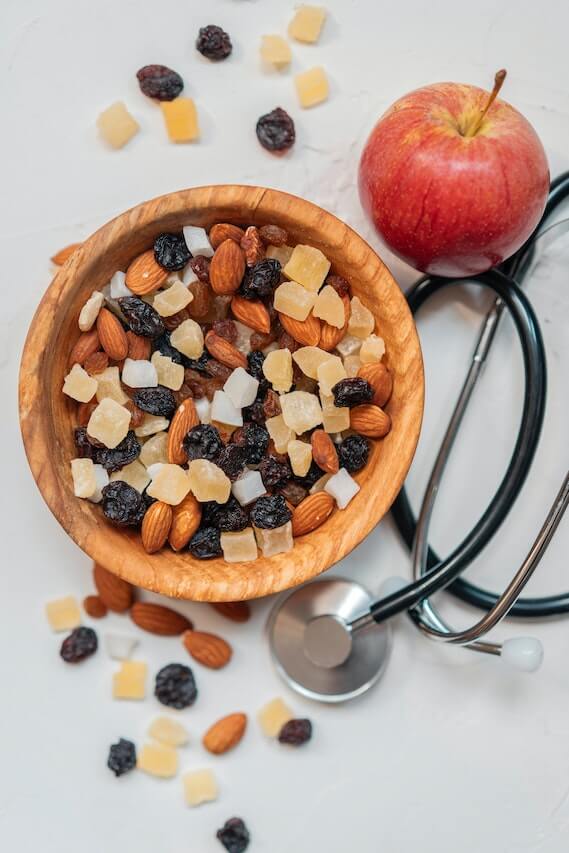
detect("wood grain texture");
top-left (18, 185), bottom-right (424, 601)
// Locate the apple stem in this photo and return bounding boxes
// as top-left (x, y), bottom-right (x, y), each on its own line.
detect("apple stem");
top-left (466, 69), bottom-right (507, 137)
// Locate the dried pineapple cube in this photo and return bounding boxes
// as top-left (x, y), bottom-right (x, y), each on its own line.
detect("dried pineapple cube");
top-left (221, 527), bottom-right (258, 562)
top-left (295, 66), bottom-right (329, 109)
top-left (320, 392), bottom-right (350, 433)
top-left (183, 226), bottom-right (214, 258)
top-left (288, 5), bottom-right (327, 43)
top-left (232, 470), bottom-right (266, 506)
top-left (137, 743), bottom-right (178, 778)
top-left (195, 397), bottom-right (212, 424)
top-left (258, 697), bottom-right (294, 737)
top-left (211, 390), bottom-right (243, 427)
top-left (325, 467), bottom-right (360, 509)
top-left (104, 632), bottom-right (138, 661)
top-left (287, 440), bottom-right (313, 477)
top-left (260, 35), bottom-right (292, 69)
top-left (266, 244), bottom-right (293, 266)
top-left (348, 296), bottom-right (375, 338)
top-left (188, 459), bottom-right (231, 503)
top-left (97, 101), bottom-right (140, 149)
top-left (360, 334), bottom-right (386, 364)
top-left (170, 319), bottom-right (204, 359)
top-left (266, 414), bottom-right (296, 454)
top-left (224, 367), bottom-right (259, 408)
top-left (280, 391), bottom-right (323, 433)
top-left (147, 463), bottom-right (191, 505)
top-left (110, 459), bottom-right (150, 493)
top-left (292, 346), bottom-right (335, 379)
top-left (313, 285), bottom-right (345, 328)
top-left (135, 414), bottom-right (170, 437)
top-left (96, 366), bottom-right (129, 404)
top-left (273, 281), bottom-right (317, 321)
top-left (122, 358), bottom-right (158, 388)
top-left (254, 521), bottom-right (293, 557)
top-left (317, 356), bottom-right (346, 396)
top-left (150, 352), bottom-right (184, 391)
top-left (153, 281), bottom-right (193, 317)
top-left (89, 464), bottom-right (109, 503)
top-left (78, 291), bottom-right (105, 331)
top-left (109, 271), bottom-right (131, 299)
top-left (149, 716), bottom-right (189, 747)
top-left (139, 431), bottom-right (169, 467)
top-left (283, 244), bottom-right (330, 292)
top-left (343, 354), bottom-right (362, 377)
top-left (336, 334), bottom-right (363, 358)
top-left (262, 348), bottom-right (293, 392)
top-left (87, 398), bottom-right (131, 448)
top-left (232, 321), bottom-right (253, 355)
top-left (63, 363), bottom-right (97, 403)
top-left (183, 769), bottom-right (218, 807)
top-left (113, 660), bottom-right (147, 700)
top-left (161, 98), bottom-right (200, 143)
top-left (71, 458), bottom-right (97, 498)
top-left (45, 596), bottom-right (81, 632)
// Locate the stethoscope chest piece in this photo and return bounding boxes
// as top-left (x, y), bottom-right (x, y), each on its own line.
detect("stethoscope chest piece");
top-left (267, 578), bottom-right (392, 703)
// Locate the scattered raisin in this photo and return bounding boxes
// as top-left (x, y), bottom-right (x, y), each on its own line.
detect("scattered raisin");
top-left (266, 440), bottom-right (288, 464)
top-left (246, 350), bottom-right (265, 379)
top-left (154, 663), bottom-right (198, 709)
top-left (278, 330), bottom-right (299, 352)
top-left (263, 389), bottom-right (281, 418)
top-left (338, 434), bottom-right (370, 473)
top-left (250, 495), bottom-right (291, 529)
top-left (184, 351), bottom-right (211, 374)
top-left (278, 481), bottom-right (308, 506)
top-left (124, 400), bottom-right (146, 429)
top-left (183, 424), bottom-right (224, 461)
top-left (133, 386), bottom-right (177, 418)
top-left (188, 526), bottom-right (222, 559)
top-left (212, 318), bottom-right (237, 344)
top-left (216, 445), bottom-right (248, 481)
top-left (136, 65), bottom-right (184, 101)
top-left (119, 297), bottom-right (165, 338)
top-left (250, 329), bottom-right (277, 351)
top-left (162, 307), bottom-right (190, 332)
top-left (326, 274), bottom-right (350, 297)
top-left (60, 626), bottom-right (98, 663)
top-left (278, 718), bottom-right (312, 746)
top-left (95, 431), bottom-right (141, 473)
top-left (259, 224), bottom-right (288, 246)
top-left (101, 481), bottom-right (147, 526)
top-left (240, 259), bottom-right (282, 300)
top-left (74, 426), bottom-right (98, 460)
top-left (256, 107), bottom-right (296, 153)
top-left (205, 359), bottom-right (232, 381)
top-left (332, 377), bottom-right (373, 408)
top-left (241, 401), bottom-right (265, 424)
top-left (234, 422), bottom-right (269, 464)
top-left (154, 233), bottom-right (191, 271)
top-left (107, 738), bottom-right (137, 776)
top-left (209, 496), bottom-right (249, 532)
top-left (174, 382), bottom-right (194, 406)
top-left (216, 817), bottom-right (250, 853)
top-left (196, 25), bottom-right (232, 61)
top-left (189, 255), bottom-right (211, 283)
top-left (259, 455), bottom-right (291, 489)
top-left (153, 330), bottom-right (184, 365)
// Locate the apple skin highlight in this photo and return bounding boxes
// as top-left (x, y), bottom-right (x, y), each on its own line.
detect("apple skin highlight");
top-left (358, 81), bottom-right (550, 277)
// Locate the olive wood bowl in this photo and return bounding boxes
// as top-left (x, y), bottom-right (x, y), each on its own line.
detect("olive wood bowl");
top-left (19, 185), bottom-right (424, 601)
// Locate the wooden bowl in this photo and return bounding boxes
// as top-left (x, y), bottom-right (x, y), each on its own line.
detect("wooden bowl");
top-left (19, 186), bottom-right (424, 601)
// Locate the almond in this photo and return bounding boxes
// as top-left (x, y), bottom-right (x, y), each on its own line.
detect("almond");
top-left (278, 312), bottom-right (321, 347)
top-left (211, 601), bottom-right (251, 623)
top-left (130, 601), bottom-right (193, 635)
top-left (169, 493), bottom-right (201, 551)
top-left (182, 629), bottom-right (233, 669)
top-left (141, 501), bottom-right (173, 554)
top-left (69, 328), bottom-right (100, 366)
top-left (291, 492), bottom-right (335, 536)
top-left (205, 330), bottom-right (248, 369)
top-left (93, 562), bottom-right (134, 613)
top-left (126, 330), bottom-right (152, 361)
top-left (77, 399), bottom-right (98, 426)
top-left (51, 242), bottom-right (82, 265)
top-left (202, 713), bottom-right (247, 755)
top-left (357, 362), bottom-right (393, 408)
top-left (230, 294), bottom-right (271, 334)
top-left (97, 308), bottom-right (128, 360)
top-left (310, 430), bottom-right (339, 474)
top-left (209, 239), bottom-right (246, 295)
top-left (83, 595), bottom-right (108, 619)
top-left (350, 404), bottom-right (392, 438)
top-left (83, 350), bottom-right (109, 375)
top-left (319, 294), bottom-right (350, 352)
top-left (240, 226), bottom-right (264, 266)
top-left (168, 398), bottom-right (199, 464)
top-left (209, 223), bottom-right (245, 249)
top-left (126, 249), bottom-right (169, 295)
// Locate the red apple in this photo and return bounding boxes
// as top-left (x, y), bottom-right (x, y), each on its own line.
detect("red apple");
top-left (358, 72), bottom-right (549, 276)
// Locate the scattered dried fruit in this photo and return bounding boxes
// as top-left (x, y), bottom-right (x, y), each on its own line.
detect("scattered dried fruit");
top-left (107, 738), bottom-right (137, 776)
top-left (256, 107), bottom-right (296, 153)
top-left (196, 24), bottom-right (232, 61)
top-left (113, 660), bottom-right (147, 700)
top-left (136, 64), bottom-right (184, 101)
top-left (60, 626), bottom-right (98, 663)
top-left (278, 718), bottom-right (312, 746)
top-left (216, 817), bottom-right (250, 853)
top-left (155, 663), bottom-right (197, 709)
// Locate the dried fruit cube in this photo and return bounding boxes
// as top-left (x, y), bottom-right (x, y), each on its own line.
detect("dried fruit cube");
top-left (317, 355), bottom-right (346, 396)
top-left (283, 244), bottom-right (330, 292)
top-left (348, 296), bottom-right (375, 338)
top-left (231, 470), bottom-right (266, 506)
top-left (258, 697), bottom-right (294, 737)
top-left (161, 98), bottom-right (199, 143)
top-left (170, 318), bottom-right (204, 359)
top-left (262, 348), bottom-right (293, 392)
top-left (320, 393), bottom-right (350, 433)
top-left (188, 459), bottom-right (231, 503)
top-left (183, 225), bottom-right (214, 258)
top-left (71, 458), bottom-right (97, 498)
top-left (148, 716), bottom-right (189, 747)
top-left (89, 464), bottom-right (110, 503)
top-left (153, 280), bottom-right (194, 317)
top-left (96, 366), bottom-right (129, 404)
top-left (343, 354), bottom-right (362, 377)
top-left (63, 363), bottom-right (97, 403)
top-left (224, 367), bottom-right (259, 408)
top-left (280, 391), bottom-right (323, 433)
top-left (45, 596), bottom-right (81, 632)
top-left (292, 346), bottom-right (335, 379)
top-left (97, 101), bottom-right (140, 149)
top-left (231, 321), bottom-right (253, 355)
top-left (295, 66), bottom-right (329, 108)
top-left (135, 414), bottom-right (170, 437)
top-left (288, 5), bottom-right (327, 43)
top-left (88, 398), bottom-right (131, 449)
top-left (137, 743), bottom-right (178, 778)
top-left (325, 467), bottom-right (360, 509)
top-left (336, 334), bottom-right (363, 358)
top-left (359, 334), bottom-right (386, 364)
top-left (220, 527), bottom-right (258, 562)
top-left (274, 281), bottom-right (317, 320)
top-left (139, 431), bottom-right (169, 467)
top-left (183, 769), bottom-right (218, 807)
top-left (266, 414), bottom-right (296, 453)
top-left (122, 358), bottom-right (158, 388)
top-left (78, 290), bottom-right (105, 331)
top-left (112, 660), bottom-right (147, 700)
top-left (287, 440), bottom-right (313, 477)
top-left (260, 34), bottom-right (292, 69)
top-left (147, 463), bottom-right (191, 505)
top-left (254, 520), bottom-right (293, 556)
top-left (104, 632), bottom-right (138, 660)
top-left (195, 396), bottom-right (212, 424)
top-left (313, 285), bottom-right (344, 328)
top-left (150, 352), bottom-right (184, 391)
top-left (211, 390), bottom-right (243, 427)
top-left (266, 244), bottom-right (293, 266)
top-left (109, 459), bottom-right (150, 493)
top-left (109, 271), bottom-right (131, 299)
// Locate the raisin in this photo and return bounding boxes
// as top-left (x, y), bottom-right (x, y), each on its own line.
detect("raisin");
top-left (263, 389), bottom-right (281, 419)
top-left (118, 297), bottom-right (165, 338)
top-left (294, 460), bottom-right (326, 488)
top-left (216, 817), bottom-right (250, 853)
top-left (74, 426), bottom-right (98, 460)
top-left (207, 496), bottom-right (249, 532)
top-left (259, 455), bottom-right (291, 489)
top-left (188, 526), bottom-right (222, 559)
top-left (133, 386), bottom-right (177, 418)
top-left (278, 718), bottom-right (312, 746)
top-left (250, 329), bottom-right (277, 351)
top-left (338, 434), bottom-right (370, 473)
top-left (60, 626), bottom-right (98, 663)
top-left (154, 233), bottom-right (191, 271)
top-left (205, 359), bottom-right (232, 381)
top-left (185, 352), bottom-right (211, 374)
top-left (183, 424), bottom-right (224, 461)
top-left (189, 255), bottom-right (211, 284)
top-left (234, 422), bottom-right (269, 465)
top-left (256, 107), bottom-right (296, 153)
top-left (332, 378), bottom-right (374, 408)
top-left (212, 319), bottom-right (237, 344)
top-left (241, 401), bottom-right (265, 424)
top-left (250, 495), bottom-right (291, 529)
top-left (326, 274), bottom-right (350, 297)
top-left (153, 330), bottom-right (184, 365)
top-left (97, 431), bottom-right (141, 473)
top-left (162, 307), bottom-right (190, 332)
top-left (101, 481), bottom-right (147, 526)
top-left (216, 445), bottom-right (248, 481)
top-left (136, 64), bottom-right (184, 101)
top-left (174, 383), bottom-right (194, 406)
top-left (278, 330), bottom-right (299, 352)
top-left (107, 738), bottom-right (137, 776)
top-left (196, 25), bottom-right (232, 61)
top-left (246, 349), bottom-right (265, 379)
top-left (267, 440), bottom-right (288, 464)
top-left (154, 663), bottom-right (197, 709)
top-left (278, 481), bottom-right (308, 506)
top-left (259, 224), bottom-right (288, 246)
top-left (240, 259), bottom-right (282, 300)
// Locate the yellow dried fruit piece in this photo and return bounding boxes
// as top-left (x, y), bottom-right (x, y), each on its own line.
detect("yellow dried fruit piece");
top-left (135, 414), bottom-right (170, 437)
top-left (288, 5), bottom-right (326, 43)
top-left (348, 296), bottom-right (375, 339)
top-left (140, 431), bottom-right (169, 467)
top-left (287, 439), bottom-right (313, 477)
top-left (137, 743), bottom-right (178, 778)
top-left (254, 521), bottom-right (293, 556)
top-left (295, 66), bottom-right (329, 109)
top-left (170, 318), bottom-right (204, 359)
top-left (266, 414), bottom-right (296, 453)
top-left (258, 697), bottom-right (294, 737)
top-left (112, 660), bottom-right (147, 700)
top-left (147, 463), bottom-right (192, 505)
top-left (260, 35), bottom-right (292, 69)
top-left (273, 281), bottom-right (317, 321)
top-left (71, 458), bottom-right (97, 498)
top-left (153, 281), bottom-right (194, 317)
top-left (45, 596), bottom-right (81, 632)
top-left (87, 398), bottom-right (131, 449)
top-left (283, 244), bottom-right (331, 292)
top-left (79, 291), bottom-right (104, 331)
top-left (320, 392), bottom-right (350, 433)
top-left (343, 354), bottom-right (362, 377)
top-left (97, 101), bottom-right (140, 149)
top-left (336, 333), bottom-right (362, 358)
top-left (220, 527), bottom-right (258, 562)
top-left (313, 285), bottom-right (344, 328)
top-left (161, 98), bottom-right (200, 143)
top-left (359, 334), bottom-right (386, 364)
top-left (96, 366), bottom-right (129, 404)
top-left (262, 348), bottom-right (293, 392)
top-left (63, 363), bottom-right (97, 403)
top-left (317, 355), bottom-right (346, 396)
top-left (150, 352), bottom-right (184, 391)
top-left (188, 459), bottom-right (231, 503)
top-left (183, 769), bottom-right (218, 807)
top-left (266, 244), bottom-right (294, 266)
top-left (110, 459), bottom-right (150, 493)
top-left (280, 391), bottom-right (323, 433)
top-left (149, 716), bottom-right (189, 747)
top-left (292, 346), bottom-right (335, 379)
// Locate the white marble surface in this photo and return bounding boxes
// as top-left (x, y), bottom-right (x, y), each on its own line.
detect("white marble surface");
top-left (2, 1), bottom-right (569, 850)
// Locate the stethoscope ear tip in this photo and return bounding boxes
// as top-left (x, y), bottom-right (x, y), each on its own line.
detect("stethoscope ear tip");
top-left (500, 637), bottom-right (544, 673)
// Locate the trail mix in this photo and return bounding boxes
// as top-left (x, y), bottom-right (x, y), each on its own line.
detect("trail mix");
top-left (63, 223), bottom-right (393, 563)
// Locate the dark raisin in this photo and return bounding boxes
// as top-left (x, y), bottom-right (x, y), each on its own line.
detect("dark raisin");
top-left (278, 330), bottom-right (299, 352)
top-left (332, 377), bottom-right (374, 408)
top-left (250, 495), bottom-right (291, 529)
top-left (101, 481), bottom-right (147, 526)
top-left (60, 626), bottom-right (98, 663)
top-left (259, 224), bottom-right (288, 246)
top-left (74, 426), bottom-right (98, 460)
top-left (189, 255), bottom-right (211, 283)
top-left (133, 386), bottom-right (177, 418)
top-left (200, 501), bottom-right (221, 527)
top-left (153, 330), bottom-right (183, 364)
top-left (196, 25), bottom-right (232, 61)
top-left (278, 718), bottom-right (312, 746)
top-left (338, 434), bottom-right (370, 473)
top-left (155, 663), bottom-right (197, 709)
top-left (136, 64), bottom-right (184, 101)
top-left (183, 424), bottom-right (224, 461)
top-left (263, 389), bottom-right (281, 418)
top-left (250, 329), bottom-right (277, 351)
top-left (205, 359), bottom-right (232, 381)
top-left (294, 460), bottom-right (326, 488)
top-left (240, 259), bottom-right (281, 300)
top-left (267, 440), bottom-right (288, 464)
top-left (214, 496), bottom-right (249, 532)
top-left (256, 107), bottom-right (296, 153)
top-left (118, 297), bottom-right (165, 338)
top-left (97, 431), bottom-right (141, 473)
top-left (162, 307), bottom-right (190, 332)
top-left (241, 401), bottom-right (265, 424)
top-left (326, 274), bottom-right (350, 297)
top-left (247, 349), bottom-right (265, 379)
top-left (216, 445), bottom-right (248, 481)
top-left (259, 456), bottom-right (291, 489)
top-left (107, 738), bottom-right (136, 776)
top-left (216, 817), bottom-right (250, 853)
top-left (234, 422), bottom-right (269, 464)
top-left (213, 319), bottom-right (237, 344)
top-left (184, 351), bottom-right (211, 373)
top-left (154, 233), bottom-right (191, 271)
top-left (188, 526), bottom-right (222, 559)
top-left (278, 481), bottom-right (308, 506)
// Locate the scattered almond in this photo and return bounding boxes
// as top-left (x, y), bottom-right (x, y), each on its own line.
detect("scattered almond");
top-left (203, 713), bottom-right (247, 755)
top-left (183, 629), bottom-right (233, 669)
top-left (168, 398), bottom-right (199, 464)
top-left (141, 501), bottom-right (173, 554)
top-left (350, 404), bottom-right (392, 438)
top-left (291, 492), bottom-right (335, 536)
top-left (209, 239), bottom-right (246, 295)
top-left (83, 350), bottom-right (109, 375)
top-left (51, 242), bottom-right (82, 265)
top-left (83, 594), bottom-right (108, 619)
top-left (93, 562), bottom-right (134, 612)
top-left (209, 223), bottom-right (245, 249)
top-left (230, 294), bottom-right (271, 334)
top-left (126, 330), bottom-right (152, 361)
top-left (319, 293), bottom-right (349, 351)
top-left (357, 362), bottom-right (393, 408)
top-left (310, 429), bottom-right (339, 474)
top-left (169, 493), bottom-right (201, 551)
top-left (211, 601), bottom-right (251, 623)
top-left (278, 311), bottom-right (321, 347)
top-left (130, 601), bottom-right (193, 636)
top-left (241, 226), bottom-right (264, 266)
top-left (68, 328), bottom-right (100, 366)
top-left (97, 308), bottom-right (128, 360)
top-left (126, 249), bottom-right (169, 295)
top-left (205, 330), bottom-right (248, 369)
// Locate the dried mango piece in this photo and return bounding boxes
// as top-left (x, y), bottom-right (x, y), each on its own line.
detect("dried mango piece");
top-left (97, 102), bottom-right (140, 149)
top-left (161, 98), bottom-right (200, 143)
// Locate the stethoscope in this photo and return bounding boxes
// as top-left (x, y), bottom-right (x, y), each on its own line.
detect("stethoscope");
top-left (267, 172), bottom-right (569, 702)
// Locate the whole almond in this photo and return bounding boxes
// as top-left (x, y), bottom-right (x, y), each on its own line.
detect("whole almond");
top-left (209, 239), bottom-right (246, 295)
top-left (77, 399), bottom-right (98, 426)
top-left (126, 249), bottom-right (169, 295)
top-left (211, 601), bottom-right (251, 623)
top-left (357, 362), bottom-right (393, 408)
top-left (84, 350), bottom-right (109, 375)
top-left (319, 294), bottom-right (350, 352)
top-left (203, 713), bottom-right (247, 755)
top-left (183, 629), bottom-right (233, 669)
top-left (350, 404), bottom-right (392, 438)
top-left (130, 601), bottom-right (193, 635)
top-left (93, 562), bottom-right (134, 613)
top-left (51, 242), bottom-right (82, 265)
top-left (126, 330), bottom-right (152, 361)
top-left (169, 493), bottom-right (201, 551)
top-left (230, 294), bottom-right (271, 334)
top-left (141, 501), bottom-right (173, 554)
top-left (69, 328), bottom-right (100, 366)
top-left (168, 398), bottom-right (199, 464)
top-left (311, 430), bottom-right (339, 474)
top-left (278, 312), bottom-right (321, 347)
top-left (292, 492), bottom-right (335, 536)
top-left (205, 331), bottom-right (248, 369)
top-left (83, 595), bottom-right (108, 619)
top-left (241, 226), bottom-right (264, 266)
top-left (209, 223), bottom-right (245, 249)
top-left (97, 308), bottom-right (128, 360)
